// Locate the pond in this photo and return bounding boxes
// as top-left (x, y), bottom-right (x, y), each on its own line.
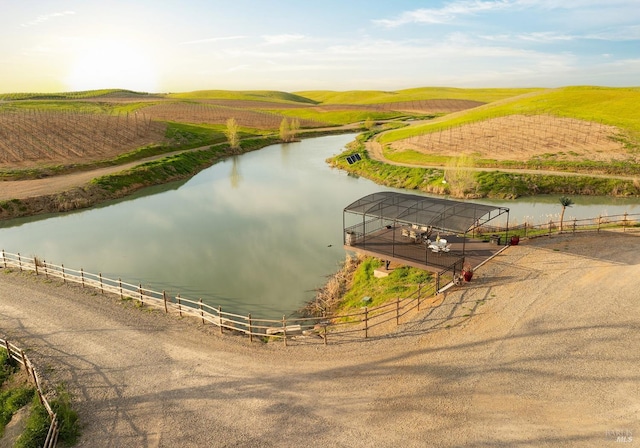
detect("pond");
top-left (2, 133), bottom-right (640, 318)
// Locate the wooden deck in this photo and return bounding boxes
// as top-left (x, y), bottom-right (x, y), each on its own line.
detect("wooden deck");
top-left (344, 225), bottom-right (504, 273)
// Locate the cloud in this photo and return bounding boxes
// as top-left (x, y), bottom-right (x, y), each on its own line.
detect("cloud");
top-left (480, 31), bottom-right (576, 43)
top-left (373, 0), bottom-right (513, 27)
top-left (261, 34), bottom-right (305, 45)
top-left (181, 35), bottom-right (248, 45)
top-left (20, 10), bottom-right (75, 27)
top-left (587, 25), bottom-right (640, 41)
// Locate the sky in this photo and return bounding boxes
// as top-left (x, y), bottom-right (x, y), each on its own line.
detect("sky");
top-left (1, 0), bottom-right (639, 93)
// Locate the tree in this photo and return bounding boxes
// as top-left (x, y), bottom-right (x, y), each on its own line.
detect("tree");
top-left (444, 155), bottom-right (477, 198)
top-left (279, 118), bottom-right (291, 142)
top-left (364, 117), bottom-right (375, 130)
top-left (290, 117), bottom-right (300, 141)
top-left (559, 196), bottom-right (574, 232)
top-left (225, 118), bottom-right (240, 152)
top-left (280, 117), bottom-right (300, 143)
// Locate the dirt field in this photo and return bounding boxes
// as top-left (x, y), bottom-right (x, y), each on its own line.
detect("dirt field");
top-left (390, 114), bottom-right (629, 163)
top-left (0, 231), bottom-right (638, 447)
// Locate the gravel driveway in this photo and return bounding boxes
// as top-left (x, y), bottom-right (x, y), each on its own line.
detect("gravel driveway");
top-left (0, 231), bottom-right (638, 447)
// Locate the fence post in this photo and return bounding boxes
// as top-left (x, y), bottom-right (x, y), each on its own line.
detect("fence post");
top-left (1, 250), bottom-right (5, 268)
top-left (282, 315), bottom-right (288, 346)
top-left (218, 306), bottom-right (223, 334)
top-left (163, 290), bottom-right (168, 313)
top-left (81, 268), bottom-right (85, 287)
top-left (199, 299), bottom-right (204, 324)
top-left (623, 212), bottom-right (628, 232)
top-left (524, 222), bottom-right (527, 238)
top-left (364, 307), bottom-right (369, 338)
top-left (573, 218), bottom-right (577, 234)
top-left (323, 321), bottom-right (328, 346)
top-left (548, 220), bottom-right (552, 236)
top-left (99, 273), bottom-right (103, 294)
top-left (62, 264), bottom-right (66, 283)
top-left (248, 313), bottom-right (253, 342)
top-left (119, 278), bottom-right (123, 299)
top-left (177, 294), bottom-right (182, 317)
top-left (43, 260), bottom-right (48, 279)
top-left (21, 350), bottom-right (43, 406)
top-left (18, 253), bottom-right (22, 271)
top-left (598, 215), bottom-right (602, 232)
top-left (138, 284), bottom-right (143, 305)
top-left (34, 257), bottom-right (38, 276)
top-left (4, 340), bottom-right (11, 358)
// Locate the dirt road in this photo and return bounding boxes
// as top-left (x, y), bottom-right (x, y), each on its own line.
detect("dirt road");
top-left (1, 231), bottom-right (638, 447)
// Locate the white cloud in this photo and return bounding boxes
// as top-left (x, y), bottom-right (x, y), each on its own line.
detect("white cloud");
top-left (181, 35), bottom-right (248, 45)
top-left (20, 10), bottom-right (75, 27)
top-left (261, 34), bottom-right (305, 45)
top-left (373, 0), bottom-right (513, 27)
top-left (587, 25), bottom-right (640, 41)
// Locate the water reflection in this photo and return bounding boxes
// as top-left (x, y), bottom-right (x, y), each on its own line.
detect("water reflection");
top-left (229, 156), bottom-right (241, 189)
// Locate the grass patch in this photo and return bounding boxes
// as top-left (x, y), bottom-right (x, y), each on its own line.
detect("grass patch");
top-left (0, 351), bottom-right (79, 447)
top-left (336, 257), bottom-right (433, 311)
top-left (15, 386), bottom-right (79, 448)
top-left (0, 388), bottom-right (35, 435)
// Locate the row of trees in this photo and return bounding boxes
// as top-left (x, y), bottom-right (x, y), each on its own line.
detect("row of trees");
top-left (224, 117), bottom-right (302, 152)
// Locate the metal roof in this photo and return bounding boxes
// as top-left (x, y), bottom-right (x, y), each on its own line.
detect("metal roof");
top-left (344, 191), bottom-right (508, 234)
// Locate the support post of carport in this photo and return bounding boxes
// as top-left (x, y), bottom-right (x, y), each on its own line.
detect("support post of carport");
top-left (505, 211), bottom-right (510, 245)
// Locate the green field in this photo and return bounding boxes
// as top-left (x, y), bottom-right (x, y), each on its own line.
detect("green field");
top-left (294, 87), bottom-right (540, 104)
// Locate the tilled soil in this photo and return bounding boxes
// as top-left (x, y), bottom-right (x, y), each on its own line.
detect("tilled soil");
top-left (0, 231), bottom-right (638, 447)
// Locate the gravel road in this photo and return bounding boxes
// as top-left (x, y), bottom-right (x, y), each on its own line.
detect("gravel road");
top-left (0, 231), bottom-right (638, 447)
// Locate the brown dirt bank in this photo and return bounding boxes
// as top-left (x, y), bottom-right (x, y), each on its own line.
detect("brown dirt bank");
top-left (0, 231), bottom-right (638, 447)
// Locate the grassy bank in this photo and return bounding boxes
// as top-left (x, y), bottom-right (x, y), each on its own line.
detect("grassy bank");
top-left (329, 134), bottom-right (640, 199)
top-left (305, 254), bottom-right (434, 317)
top-left (0, 350), bottom-right (79, 447)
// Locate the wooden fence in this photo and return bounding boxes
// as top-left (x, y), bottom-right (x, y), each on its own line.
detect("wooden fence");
top-left (0, 338), bottom-right (59, 447)
top-left (477, 212), bottom-right (640, 240)
top-left (0, 250), bottom-right (438, 346)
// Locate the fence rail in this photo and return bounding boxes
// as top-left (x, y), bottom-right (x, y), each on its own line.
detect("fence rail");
top-left (2, 213), bottom-right (638, 346)
top-left (0, 250), bottom-right (438, 346)
top-left (477, 212), bottom-right (640, 239)
top-left (0, 338), bottom-right (59, 447)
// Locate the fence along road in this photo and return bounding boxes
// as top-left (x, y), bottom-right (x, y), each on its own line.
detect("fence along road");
top-left (0, 226), bottom-right (638, 446)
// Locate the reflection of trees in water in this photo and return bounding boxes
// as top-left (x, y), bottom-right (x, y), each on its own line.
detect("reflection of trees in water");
top-left (230, 156), bottom-right (242, 189)
top-left (280, 143), bottom-right (291, 166)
